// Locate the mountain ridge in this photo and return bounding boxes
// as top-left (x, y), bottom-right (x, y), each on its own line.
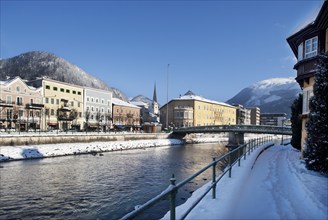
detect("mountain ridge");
top-left (0, 51), bottom-right (129, 101)
top-left (227, 77), bottom-right (301, 117)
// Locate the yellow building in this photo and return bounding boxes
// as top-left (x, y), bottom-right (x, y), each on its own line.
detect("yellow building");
top-left (160, 91), bottom-right (236, 128)
top-left (287, 1), bottom-right (327, 155)
top-left (29, 78), bottom-right (84, 131)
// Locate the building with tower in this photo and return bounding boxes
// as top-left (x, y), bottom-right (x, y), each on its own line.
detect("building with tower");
top-left (150, 82), bottom-right (160, 123)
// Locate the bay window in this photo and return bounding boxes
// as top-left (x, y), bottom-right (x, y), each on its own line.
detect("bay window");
top-left (305, 36), bottom-right (318, 58)
top-left (298, 43), bottom-right (303, 61)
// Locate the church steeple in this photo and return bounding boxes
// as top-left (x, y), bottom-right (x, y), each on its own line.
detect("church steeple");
top-left (151, 82), bottom-right (159, 118)
top-left (153, 82), bottom-right (157, 103)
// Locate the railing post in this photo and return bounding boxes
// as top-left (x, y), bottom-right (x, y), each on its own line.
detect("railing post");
top-left (238, 146), bottom-right (241, 167)
top-left (228, 151), bottom-right (232, 178)
top-left (244, 143), bottom-right (247, 160)
top-left (212, 158), bottom-right (216, 199)
top-left (170, 174), bottom-right (177, 220)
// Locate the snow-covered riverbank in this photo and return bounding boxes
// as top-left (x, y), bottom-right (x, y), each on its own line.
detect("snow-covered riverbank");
top-left (161, 144), bottom-right (327, 219)
top-left (0, 139), bottom-right (185, 162)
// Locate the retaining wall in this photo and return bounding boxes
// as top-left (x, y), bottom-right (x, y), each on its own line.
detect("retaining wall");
top-left (0, 133), bottom-right (171, 146)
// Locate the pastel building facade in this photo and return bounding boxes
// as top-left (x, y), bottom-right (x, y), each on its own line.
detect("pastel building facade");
top-left (112, 98), bottom-right (141, 128)
top-left (84, 87), bottom-right (113, 131)
top-left (160, 91), bottom-right (236, 128)
top-left (29, 78), bottom-right (84, 131)
top-left (0, 76), bottom-right (44, 131)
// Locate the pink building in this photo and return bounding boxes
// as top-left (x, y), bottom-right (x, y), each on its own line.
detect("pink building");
top-left (0, 77), bottom-right (44, 132)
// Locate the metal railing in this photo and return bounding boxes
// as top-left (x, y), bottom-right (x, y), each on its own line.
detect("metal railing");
top-left (121, 136), bottom-right (273, 220)
top-left (173, 124), bottom-right (292, 135)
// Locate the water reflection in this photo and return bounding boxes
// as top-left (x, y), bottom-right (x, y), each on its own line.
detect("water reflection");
top-left (0, 142), bottom-right (227, 219)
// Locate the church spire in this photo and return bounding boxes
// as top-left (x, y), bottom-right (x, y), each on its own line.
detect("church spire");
top-left (153, 82), bottom-right (157, 103)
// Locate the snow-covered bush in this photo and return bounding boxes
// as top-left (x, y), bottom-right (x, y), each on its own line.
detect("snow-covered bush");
top-left (304, 52), bottom-right (328, 175)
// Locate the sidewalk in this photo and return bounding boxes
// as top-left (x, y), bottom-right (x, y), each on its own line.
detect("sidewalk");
top-left (162, 144), bottom-right (328, 219)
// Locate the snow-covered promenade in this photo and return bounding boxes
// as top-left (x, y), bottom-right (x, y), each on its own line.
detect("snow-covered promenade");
top-left (162, 144), bottom-right (328, 220)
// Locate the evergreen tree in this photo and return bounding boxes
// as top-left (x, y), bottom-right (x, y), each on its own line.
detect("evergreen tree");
top-left (304, 52), bottom-right (328, 174)
top-left (290, 94), bottom-right (302, 150)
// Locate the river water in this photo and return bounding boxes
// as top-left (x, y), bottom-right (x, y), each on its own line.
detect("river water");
top-left (0, 142), bottom-right (227, 220)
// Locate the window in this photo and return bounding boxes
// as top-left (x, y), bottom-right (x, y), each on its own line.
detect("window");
top-left (87, 97), bottom-right (90, 102)
top-left (51, 109), bottom-right (55, 115)
top-left (101, 99), bottom-right (104, 104)
top-left (19, 110), bottom-right (24, 117)
top-left (51, 98), bottom-right (54, 104)
top-left (78, 91), bottom-right (81, 95)
top-left (73, 90), bottom-right (76, 94)
top-left (16, 97), bottom-right (23, 105)
top-left (56, 99), bottom-right (59, 105)
top-left (45, 109), bottom-right (49, 116)
top-left (71, 101), bottom-right (74, 107)
top-left (16, 86), bottom-right (20, 92)
top-left (305, 36), bottom-right (318, 58)
top-left (302, 89), bottom-right (314, 113)
top-left (78, 102), bottom-right (81, 108)
top-left (45, 97), bottom-right (49, 103)
top-left (6, 96), bottom-right (12, 104)
top-left (30, 99), bottom-right (33, 104)
top-left (66, 89), bottom-right (70, 93)
top-left (53, 87), bottom-right (58, 91)
top-left (96, 98), bottom-right (99, 103)
top-left (60, 88), bottom-right (64, 92)
top-left (46, 85), bottom-right (50, 90)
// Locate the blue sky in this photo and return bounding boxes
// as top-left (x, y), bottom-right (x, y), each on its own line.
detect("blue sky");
top-left (0, 0), bottom-right (324, 105)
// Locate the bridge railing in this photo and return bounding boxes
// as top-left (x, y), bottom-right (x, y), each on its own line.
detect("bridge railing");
top-left (120, 136), bottom-right (274, 220)
top-left (173, 124), bottom-right (292, 135)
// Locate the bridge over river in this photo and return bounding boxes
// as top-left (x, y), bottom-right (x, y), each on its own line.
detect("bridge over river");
top-left (172, 125), bottom-right (292, 146)
top-left (173, 124), bottom-right (292, 135)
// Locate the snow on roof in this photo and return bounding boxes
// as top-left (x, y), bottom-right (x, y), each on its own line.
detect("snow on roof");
top-left (172, 93), bottom-right (234, 108)
top-left (112, 98), bottom-right (141, 108)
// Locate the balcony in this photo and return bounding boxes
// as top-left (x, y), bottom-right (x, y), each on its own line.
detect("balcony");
top-left (294, 56), bottom-right (318, 87)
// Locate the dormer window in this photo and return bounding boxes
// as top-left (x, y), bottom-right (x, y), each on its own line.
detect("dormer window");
top-left (305, 36), bottom-right (318, 58)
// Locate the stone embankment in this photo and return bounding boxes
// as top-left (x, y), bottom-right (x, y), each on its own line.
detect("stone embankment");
top-left (0, 132), bottom-right (171, 146)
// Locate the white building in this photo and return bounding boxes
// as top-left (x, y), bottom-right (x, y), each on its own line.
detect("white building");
top-left (84, 87), bottom-right (113, 131)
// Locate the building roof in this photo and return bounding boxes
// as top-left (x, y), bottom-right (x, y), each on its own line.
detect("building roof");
top-left (287, 0), bottom-right (328, 56)
top-left (153, 82), bottom-right (157, 103)
top-left (112, 98), bottom-right (141, 109)
top-left (0, 76), bottom-right (39, 91)
top-left (160, 91), bottom-right (235, 109)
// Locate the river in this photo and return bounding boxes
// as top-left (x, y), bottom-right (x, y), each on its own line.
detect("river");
top-left (0, 142), bottom-right (228, 220)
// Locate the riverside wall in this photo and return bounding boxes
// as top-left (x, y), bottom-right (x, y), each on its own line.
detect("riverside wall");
top-left (0, 133), bottom-right (171, 146)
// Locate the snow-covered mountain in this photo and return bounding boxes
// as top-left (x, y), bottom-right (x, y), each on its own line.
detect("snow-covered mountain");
top-left (0, 51), bottom-right (128, 101)
top-left (227, 77), bottom-right (301, 117)
top-left (130, 95), bottom-right (153, 106)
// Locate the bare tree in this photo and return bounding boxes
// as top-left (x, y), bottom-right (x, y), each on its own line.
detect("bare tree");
top-left (85, 109), bottom-right (90, 133)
